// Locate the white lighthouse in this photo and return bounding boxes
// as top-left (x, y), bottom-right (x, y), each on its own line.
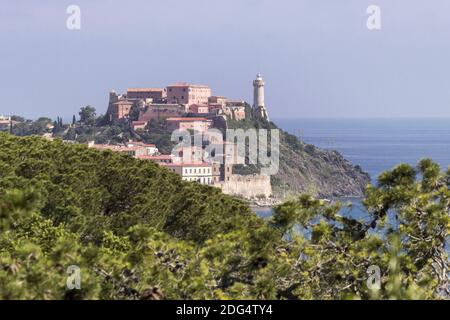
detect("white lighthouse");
top-left (253, 73), bottom-right (269, 120)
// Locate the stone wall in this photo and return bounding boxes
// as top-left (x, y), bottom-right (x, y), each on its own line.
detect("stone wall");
top-left (214, 174), bottom-right (272, 199)
top-left (138, 104), bottom-right (185, 121)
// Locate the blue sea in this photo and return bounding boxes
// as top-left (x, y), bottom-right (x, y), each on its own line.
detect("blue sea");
top-left (255, 118), bottom-right (450, 220)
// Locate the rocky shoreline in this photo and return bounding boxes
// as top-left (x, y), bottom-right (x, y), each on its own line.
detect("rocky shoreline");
top-left (271, 129), bottom-right (371, 199)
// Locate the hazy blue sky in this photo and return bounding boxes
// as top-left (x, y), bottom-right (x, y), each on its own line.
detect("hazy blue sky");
top-left (1, 0), bottom-right (449, 119)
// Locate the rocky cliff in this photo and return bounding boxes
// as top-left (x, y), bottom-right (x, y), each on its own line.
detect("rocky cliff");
top-left (228, 115), bottom-right (371, 199)
top-left (272, 130), bottom-right (370, 198)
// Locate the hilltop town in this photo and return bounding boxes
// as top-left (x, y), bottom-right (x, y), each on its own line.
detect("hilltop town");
top-left (1, 75), bottom-right (370, 202)
top-left (2, 75), bottom-right (274, 202)
top-left (100, 74), bottom-right (273, 201)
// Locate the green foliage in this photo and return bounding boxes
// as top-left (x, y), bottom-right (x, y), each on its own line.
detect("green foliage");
top-left (270, 160), bottom-right (449, 299)
top-left (0, 133), bottom-right (447, 300)
top-left (79, 106), bottom-right (96, 126)
top-left (11, 117), bottom-right (52, 136)
top-left (0, 133), bottom-right (265, 299)
top-left (10, 115), bottom-right (25, 123)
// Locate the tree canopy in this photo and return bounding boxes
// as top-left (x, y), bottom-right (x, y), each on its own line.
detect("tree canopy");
top-left (0, 133), bottom-right (448, 299)
top-left (78, 106), bottom-right (96, 126)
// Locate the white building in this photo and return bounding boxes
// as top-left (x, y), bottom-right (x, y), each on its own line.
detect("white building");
top-left (163, 163), bottom-right (213, 185)
top-left (0, 115), bottom-right (14, 130)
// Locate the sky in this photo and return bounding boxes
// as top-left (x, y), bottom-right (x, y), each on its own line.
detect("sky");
top-left (0, 0), bottom-right (450, 120)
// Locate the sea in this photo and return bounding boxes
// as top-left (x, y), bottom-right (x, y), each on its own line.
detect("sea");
top-left (254, 118), bottom-right (450, 221)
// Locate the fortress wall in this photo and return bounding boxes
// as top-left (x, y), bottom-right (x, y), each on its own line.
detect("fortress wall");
top-left (214, 174), bottom-right (272, 199)
top-left (138, 107), bottom-right (184, 122)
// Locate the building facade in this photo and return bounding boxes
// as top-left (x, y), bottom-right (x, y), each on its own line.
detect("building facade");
top-left (166, 83), bottom-right (211, 106)
top-left (166, 117), bottom-right (212, 133)
top-left (132, 121), bottom-right (147, 131)
top-left (138, 104), bottom-right (187, 122)
top-left (188, 104), bottom-right (210, 114)
top-left (88, 141), bottom-right (158, 158)
top-left (163, 163), bottom-right (213, 185)
top-left (106, 91), bottom-right (134, 121)
top-left (0, 115), bottom-right (15, 131)
top-left (126, 88), bottom-right (166, 101)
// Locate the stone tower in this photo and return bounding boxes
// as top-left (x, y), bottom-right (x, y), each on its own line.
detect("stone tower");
top-left (253, 73), bottom-right (269, 120)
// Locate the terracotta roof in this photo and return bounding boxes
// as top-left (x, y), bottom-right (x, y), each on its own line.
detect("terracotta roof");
top-left (127, 88), bottom-right (164, 92)
top-left (167, 82), bottom-right (210, 88)
top-left (137, 155), bottom-right (171, 160)
top-left (112, 100), bottom-right (133, 105)
top-left (166, 117), bottom-right (209, 122)
top-left (163, 162), bottom-right (212, 168)
top-left (148, 103), bottom-right (181, 107)
top-left (126, 141), bottom-right (156, 147)
top-left (227, 100), bottom-right (245, 103)
top-left (91, 145), bottom-right (138, 151)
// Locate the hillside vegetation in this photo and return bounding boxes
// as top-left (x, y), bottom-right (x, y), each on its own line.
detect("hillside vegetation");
top-left (0, 133), bottom-right (448, 299)
top-left (8, 106), bottom-right (370, 199)
top-left (228, 113), bottom-right (370, 198)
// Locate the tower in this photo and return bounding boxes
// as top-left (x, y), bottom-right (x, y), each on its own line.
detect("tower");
top-left (252, 73), bottom-right (269, 120)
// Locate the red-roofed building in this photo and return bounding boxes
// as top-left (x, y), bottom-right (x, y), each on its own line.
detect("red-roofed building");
top-left (189, 104), bottom-right (210, 114)
top-left (106, 99), bottom-right (134, 121)
top-left (208, 96), bottom-right (227, 107)
top-left (126, 88), bottom-right (166, 101)
top-left (166, 83), bottom-right (211, 106)
top-left (132, 121), bottom-right (147, 131)
top-left (172, 145), bottom-right (205, 164)
top-left (166, 117), bottom-right (212, 133)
